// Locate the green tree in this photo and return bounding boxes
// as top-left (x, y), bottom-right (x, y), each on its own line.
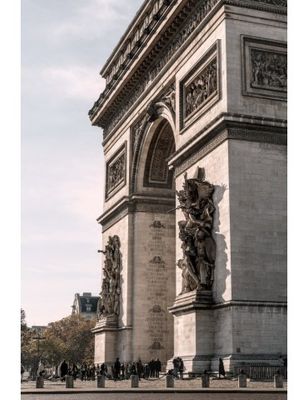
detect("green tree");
top-left (41, 315), bottom-right (95, 366)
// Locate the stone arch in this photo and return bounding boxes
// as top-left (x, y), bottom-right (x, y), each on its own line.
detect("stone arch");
top-left (143, 120), bottom-right (175, 189)
top-left (131, 99), bottom-right (176, 193)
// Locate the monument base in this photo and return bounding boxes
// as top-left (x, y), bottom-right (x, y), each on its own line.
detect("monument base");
top-left (167, 290), bottom-right (214, 373)
top-left (92, 316), bottom-right (118, 365)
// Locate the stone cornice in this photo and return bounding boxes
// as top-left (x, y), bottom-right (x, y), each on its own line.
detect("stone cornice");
top-left (168, 113), bottom-right (287, 176)
top-left (98, 194), bottom-right (175, 232)
top-left (88, 0), bottom-right (287, 137)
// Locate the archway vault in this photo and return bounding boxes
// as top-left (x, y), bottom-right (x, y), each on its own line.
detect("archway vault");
top-left (131, 92), bottom-right (176, 195)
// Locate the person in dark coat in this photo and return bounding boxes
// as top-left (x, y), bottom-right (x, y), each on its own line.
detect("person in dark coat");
top-left (136, 359), bottom-right (143, 380)
top-left (154, 358), bottom-right (161, 378)
top-left (60, 360), bottom-right (68, 381)
top-left (218, 358), bottom-right (225, 378)
top-left (178, 357), bottom-right (184, 379)
top-left (114, 358), bottom-right (121, 380)
top-left (172, 357), bottom-right (179, 378)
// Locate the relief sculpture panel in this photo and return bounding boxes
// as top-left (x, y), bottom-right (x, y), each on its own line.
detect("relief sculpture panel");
top-left (105, 144), bottom-right (126, 199)
top-left (180, 41), bottom-right (220, 130)
top-left (242, 36), bottom-right (287, 100)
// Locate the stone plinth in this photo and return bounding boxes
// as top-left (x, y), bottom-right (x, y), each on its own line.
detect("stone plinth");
top-left (97, 375), bottom-right (105, 388)
top-left (168, 290), bottom-right (214, 373)
top-left (131, 375), bottom-right (139, 388)
top-left (65, 376), bottom-right (74, 388)
top-left (36, 376), bottom-right (44, 388)
top-left (238, 373), bottom-right (247, 388)
top-left (201, 373), bottom-right (210, 388)
top-left (166, 375), bottom-right (174, 388)
top-left (92, 318), bottom-right (118, 365)
top-left (274, 373), bottom-right (283, 388)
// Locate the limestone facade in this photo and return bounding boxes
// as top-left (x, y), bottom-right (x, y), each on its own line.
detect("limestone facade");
top-left (89, 0), bottom-right (287, 372)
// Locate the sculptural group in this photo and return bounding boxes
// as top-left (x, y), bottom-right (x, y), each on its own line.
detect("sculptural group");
top-left (176, 169), bottom-right (216, 293)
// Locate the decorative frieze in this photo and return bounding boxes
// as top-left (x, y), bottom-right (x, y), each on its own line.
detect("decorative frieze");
top-left (180, 41), bottom-right (220, 130)
top-left (241, 36), bottom-right (287, 100)
top-left (105, 143), bottom-right (126, 200)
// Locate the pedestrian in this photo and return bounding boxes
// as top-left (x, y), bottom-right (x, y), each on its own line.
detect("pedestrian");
top-left (179, 357), bottom-right (184, 379)
top-left (172, 357), bottom-right (179, 378)
top-left (100, 363), bottom-right (105, 376)
top-left (120, 363), bottom-right (125, 379)
top-left (144, 363), bottom-right (150, 379)
top-left (21, 364), bottom-right (25, 382)
top-left (114, 358), bottom-right (121, 380)
top-left (137, 359), bottom-right (143, 380)
top-left (218, 358), bottom-right (225, 378)
top-left (149, 359), bottom-right (155, 378)
top-left (60, 360), bottom-right (68, 382)
top-left (156, 358), bottom-right (161, 378)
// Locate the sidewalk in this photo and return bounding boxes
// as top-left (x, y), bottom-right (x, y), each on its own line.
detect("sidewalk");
top-left (21, 376), bottom-right (287, 393)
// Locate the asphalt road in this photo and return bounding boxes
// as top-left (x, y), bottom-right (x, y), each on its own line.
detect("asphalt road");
top-left (21, 392), bottom-right (287, 400)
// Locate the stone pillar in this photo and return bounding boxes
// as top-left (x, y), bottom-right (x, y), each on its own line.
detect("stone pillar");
top-left (274, 372), bottom-right (283, 388)
top-left (168, 290), bottom-right (213, 373)
top-left (65, 376), bottom-right (74, 388)
top-left (166, 374), bottom-right (175, 388)
top-left (131, 375), bottom-right (139, 388)
top-left (36, 376), bottom-right (44, 388)
top-left (201, 373), bottom-right (210, 388)
top-left (238, 371), bottom-right (247, 388)
top-left (92, 320), bottom-right (118, 365)
top-left (97, 375), bottom-right (105, 388)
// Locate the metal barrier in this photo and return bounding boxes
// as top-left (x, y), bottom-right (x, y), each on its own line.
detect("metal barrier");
top-left (234, 365), bottom-right (287, 380)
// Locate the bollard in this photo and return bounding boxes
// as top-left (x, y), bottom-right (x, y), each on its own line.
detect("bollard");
top-left (65, 375), bottom-right (74, 388)
top-left (201, 373), bottom-right (210, 388)
top-left (166, 374), bottom-right (174, 388)
top-left (131, 374), bottom-right (139, 388)
top-left (274, 372), bottom-right (283, 388)
top-left (36, 376), bottom-right (44, 388)
top-left (97, 374), bottom-right (105, 388)
top-left (238, 371), bottom-right (247, 388)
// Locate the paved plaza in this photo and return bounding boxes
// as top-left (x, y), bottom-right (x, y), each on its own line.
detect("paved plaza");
top-left (22, 377), bottom-right (287, 399)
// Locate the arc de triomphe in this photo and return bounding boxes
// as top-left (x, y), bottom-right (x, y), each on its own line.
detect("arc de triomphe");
top-left (89, 0), bottom-right (287, 373)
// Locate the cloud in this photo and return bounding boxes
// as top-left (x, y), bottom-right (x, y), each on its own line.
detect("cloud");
top-left (22, 64), bottom-right (104, 102)
top-left (52, 0), bottom-right (140, 39)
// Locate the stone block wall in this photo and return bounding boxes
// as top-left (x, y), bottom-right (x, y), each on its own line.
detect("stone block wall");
top-left (132, 211), bottom-right (176, 365)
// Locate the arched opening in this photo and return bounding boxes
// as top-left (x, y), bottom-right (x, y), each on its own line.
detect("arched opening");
top-left (143, 120), bottom-right (175, 189)
top-left (132, 117), bottom-right (176, 367)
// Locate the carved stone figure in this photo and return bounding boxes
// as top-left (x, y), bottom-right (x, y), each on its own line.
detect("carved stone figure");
top-left (97, 235), bottom-right (122, 319)
top-left (176, 168), bottom-right (216, 293)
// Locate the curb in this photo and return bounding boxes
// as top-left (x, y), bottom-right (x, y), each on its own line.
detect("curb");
top-left (21, 388), bottom-right (287, 395)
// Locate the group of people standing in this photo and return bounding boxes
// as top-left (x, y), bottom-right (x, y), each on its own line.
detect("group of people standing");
top-left (59, 361), bottom-right (99, 381)
top-left (59, 358), bottom-right (163, 381)
top-left (111, 357), bottom-right (162, 380)
top-left (170, 357), bottom-right (185, 379)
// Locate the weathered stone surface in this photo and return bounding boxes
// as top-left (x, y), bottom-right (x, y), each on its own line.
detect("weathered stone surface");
top-left (91, 0), bottom-right (287, 374)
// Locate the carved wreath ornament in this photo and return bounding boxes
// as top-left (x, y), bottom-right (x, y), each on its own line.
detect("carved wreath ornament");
top-left (176, 168), bottom-right (216, 293)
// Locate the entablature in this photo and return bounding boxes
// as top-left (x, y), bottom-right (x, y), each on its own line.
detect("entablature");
top-left (89, 0), bottom-right (286, 142)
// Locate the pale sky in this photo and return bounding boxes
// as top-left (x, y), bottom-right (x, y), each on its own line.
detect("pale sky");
top-left (21, 0), bottom-right (143, 326)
